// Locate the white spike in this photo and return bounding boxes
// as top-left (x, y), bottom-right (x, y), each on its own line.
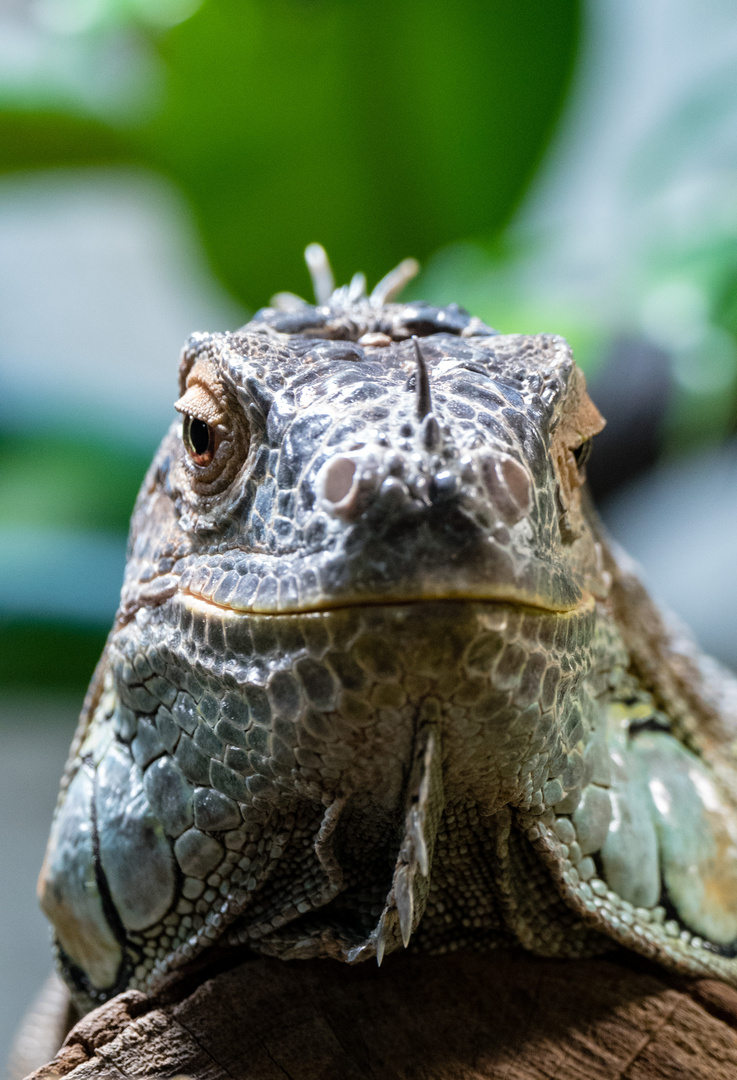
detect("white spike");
top-left (304, 243), bottom-right (335, 305)
top-left (395, 869), bottom-right (414, 948)
top-left (375, 913), bottom-right (387, 966)
top-left (409, 809), bottom-right (429, 877)
top-left (348, 271), bottom-right (367, 302)
top-left (270, 291), bottom-right (307, 312)
top-left (370, 257), bottom-right (420, 306)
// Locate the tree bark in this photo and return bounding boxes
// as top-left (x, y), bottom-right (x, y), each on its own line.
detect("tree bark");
top-left (27, 950), bottom-right (737, 1080)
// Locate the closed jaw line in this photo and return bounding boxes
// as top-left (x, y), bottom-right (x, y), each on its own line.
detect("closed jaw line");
top-left (178, 588), bottom-right (592, 620)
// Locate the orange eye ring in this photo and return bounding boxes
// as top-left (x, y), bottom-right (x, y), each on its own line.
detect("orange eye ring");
top-left (174, 364), bottom-right (250, 495)
top-left (183, 415), bottom-right (217, 466)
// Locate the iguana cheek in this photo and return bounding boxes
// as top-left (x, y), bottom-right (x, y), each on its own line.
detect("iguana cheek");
top-left (38, 766), bottom-right (122, 991)
top-left (39, 741), bottom-right (178, 995)
top-left (598, 776), bottom-right (661, 909)
top-left (637, 732), bottom-right (737, 946)
top-left (95, 742), bottom-right (177, 933)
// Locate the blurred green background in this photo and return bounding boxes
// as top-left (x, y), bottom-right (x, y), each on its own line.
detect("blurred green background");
top-left (2, 1), bottom-right (737, 1062)
top-left (1, 0), bottom-right (737, 694)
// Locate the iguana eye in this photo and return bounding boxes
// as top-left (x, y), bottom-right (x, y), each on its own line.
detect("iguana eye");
top-left (183, 415), bottom-right (217, 466)
top-left (573, 439), bottom-right (592, 470)
top-left (174, 363), bottom-right (250, 496)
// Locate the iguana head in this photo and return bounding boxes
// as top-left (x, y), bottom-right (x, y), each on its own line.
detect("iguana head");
top-left (121, 248), bottom-right (607, 624)
top-left (39, 248), bottom-right (737, 1011)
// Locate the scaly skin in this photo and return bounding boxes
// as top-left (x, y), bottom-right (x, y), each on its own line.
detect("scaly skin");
top-left (38, 253), bottom-right (737, 1014)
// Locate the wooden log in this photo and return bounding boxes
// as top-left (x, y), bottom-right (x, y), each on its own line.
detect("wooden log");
top-left (26, 951), bottom-right (737, 1080)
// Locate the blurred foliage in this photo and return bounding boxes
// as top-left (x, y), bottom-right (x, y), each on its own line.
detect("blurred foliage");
top-left (639, 241), bottom-right (737, 453)
top-left (0, 427), bottom-right (150, 532)
top-left (0, 0), bottom-right (581, 307)
top-left (0, 621), bottom-right (107, 690)
top-left (416, 239), bottom-right (611, 376)
top-left (0, 113), bottom-right (133, 171)
top-left (419, 234), bottom-right (737, 451)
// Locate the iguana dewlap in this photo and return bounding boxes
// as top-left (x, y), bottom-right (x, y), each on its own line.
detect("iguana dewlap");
top-left (38, 247), bottom-right (737, 1013)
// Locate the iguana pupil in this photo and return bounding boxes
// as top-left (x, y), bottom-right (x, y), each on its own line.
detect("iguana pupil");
top-left (38, 247), bottom-right (737, 1011)
top-left (184, 415), bottom-right (214, 463)
top-left (573, 438), bottom-right (592, 469)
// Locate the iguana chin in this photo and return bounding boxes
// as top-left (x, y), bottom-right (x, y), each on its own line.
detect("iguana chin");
top-left (35, 246), bottom-right (737, 1019)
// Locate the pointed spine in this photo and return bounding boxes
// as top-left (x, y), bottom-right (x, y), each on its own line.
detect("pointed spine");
top-left (304, 243), bottom-right (335, 305)
top-left (396, 869), bottom-right (415, 949)
top-left (370, 257), bottom-right (420, 306)
top-left (375, 914), bottom-right (388, 967)
top-left (413, 336), bottom-right (432, 421)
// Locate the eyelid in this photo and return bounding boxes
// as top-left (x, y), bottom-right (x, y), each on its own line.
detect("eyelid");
top-left (174, 382), bottom-right (225, 426)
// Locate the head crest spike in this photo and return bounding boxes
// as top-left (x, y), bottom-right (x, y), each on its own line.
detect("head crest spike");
top-left (413, 336), bottom-right (432, 421)
top-left (270, 291), bottom-right (307, 312)
top-left (370, 257), bottom-right (420, 307)
top-left (348, 271), bottom-right (367, 302)
top-left (304, 243), bottom-right (335, 306)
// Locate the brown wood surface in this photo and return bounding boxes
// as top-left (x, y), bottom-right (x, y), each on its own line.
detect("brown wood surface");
top-left (27, 951), bottom-right (737, 1080)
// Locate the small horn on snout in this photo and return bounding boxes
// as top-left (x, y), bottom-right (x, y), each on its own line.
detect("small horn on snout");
top-left (413, 336), bottom-right (432, 421)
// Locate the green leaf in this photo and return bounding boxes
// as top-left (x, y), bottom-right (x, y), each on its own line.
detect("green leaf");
top-left (147, 0), bottom-right (580, 303)
top-left (0, 0), bottom-right (580, 307)
top-left (0, 430), bottom-right (150, 532)
top-left (0, 620), bottom-right (107, 691)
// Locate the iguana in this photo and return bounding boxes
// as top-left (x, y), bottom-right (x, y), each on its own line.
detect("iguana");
top-left (35, 247), bottom-right (737, 1029)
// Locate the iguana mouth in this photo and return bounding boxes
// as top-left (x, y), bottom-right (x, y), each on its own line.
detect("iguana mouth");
top-left (179, 588), bottom-right (589, 619)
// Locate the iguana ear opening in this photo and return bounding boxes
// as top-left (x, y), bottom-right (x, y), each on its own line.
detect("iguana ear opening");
top-left (551, 367), bottom-right (605, 538)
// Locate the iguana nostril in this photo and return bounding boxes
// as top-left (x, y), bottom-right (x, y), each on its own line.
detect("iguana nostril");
top-left (321, 457), bottom-right (356, 504)
top-left (500, 457), bottom-right (532, 513)
top-left (317, 456), bottom-right (360, 516)
top-left (480, 454), bottom-right (532, 525)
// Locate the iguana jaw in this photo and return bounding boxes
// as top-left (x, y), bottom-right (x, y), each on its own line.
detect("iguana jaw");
top-left (179, 587), bottom-right (593, 620)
